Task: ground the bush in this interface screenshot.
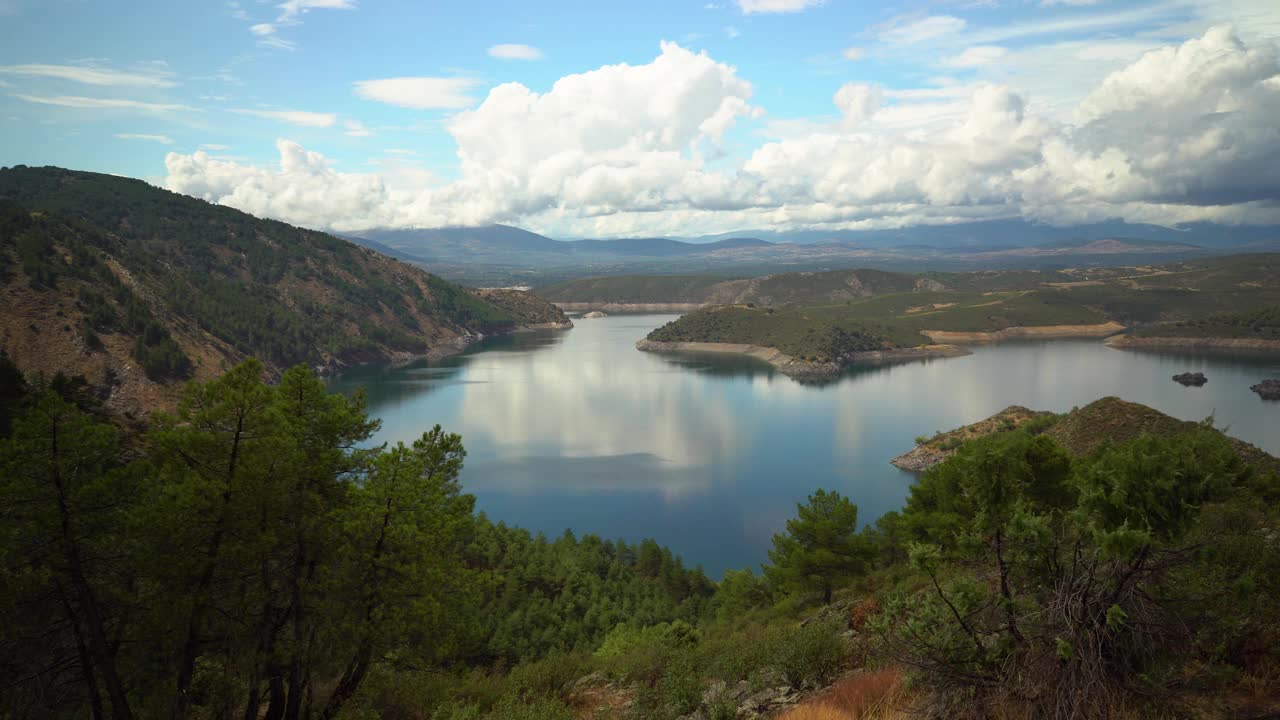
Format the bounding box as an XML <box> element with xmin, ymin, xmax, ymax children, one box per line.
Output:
<box><xmin>631</xmin><ymin>650</ymin><xmax>702</xmax><ymax>720</ymax></box>
<box><xmin>769</xmin><ymin>618</ymin><xmax>848</xmax><ymax>690</ymax></box>
<box><xmin>505</xmin><ymin>651</ymin><xmax>592</xmax><ymax>702</ymax></box>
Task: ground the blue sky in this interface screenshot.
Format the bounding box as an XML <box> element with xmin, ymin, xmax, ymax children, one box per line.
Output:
<box><xmin>2</xmin><ymin>0</ymin><xmax>1278</xmax><ymax>236</ymax></box>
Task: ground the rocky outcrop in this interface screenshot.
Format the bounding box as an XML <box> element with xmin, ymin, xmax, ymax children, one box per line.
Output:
<box><xmin>1172</xmin><ymin>372</ymin><xmax>1208</xmax><ymax>386</ymax></box>
<box><xmin>922</xmin><ymin>322</ymin><xmax>1126</xmax><ymax>345</ymax></box>
<box><xmin>1252</xmin><ymin>379</ymin><xmax>1280</xmax><ymax>400</ymax></box>
<box><xmin>891</xmin><ymin>406</ymin><xmax>1053</xmax><ymax>472</ymax></box>
<box><xmin>582</xmin><ymin>311</ymin><xmax>608</xmax><ymax>319</ymax></box>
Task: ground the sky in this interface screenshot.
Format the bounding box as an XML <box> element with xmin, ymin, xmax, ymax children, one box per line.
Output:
<box><xmin>1</xmin><ymin>0</ymin><xmax>1279</xmax><ymax>238</ymax></box>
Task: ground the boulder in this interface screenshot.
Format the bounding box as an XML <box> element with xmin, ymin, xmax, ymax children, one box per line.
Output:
<box><xmin>1172</xmin><ymin>372</ymin><xmax>1208</xmax><ymax>386</ymax></box>
<box><xmin>1251</xmin><ymin>379</ymin><xmax>1280</xmax><ymax>401</ymax></box>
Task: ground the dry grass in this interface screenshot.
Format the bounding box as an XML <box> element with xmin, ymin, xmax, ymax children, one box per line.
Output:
<box><xmin>777</xmin><ymin>669</ymin><xmax>906</xmax><ymax>720</ymax></box>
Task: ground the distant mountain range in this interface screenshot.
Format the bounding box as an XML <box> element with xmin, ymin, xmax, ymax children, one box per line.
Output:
<box><xmin>356</xmin><ymin>226</ymin><xmax>775</xmax><ymax>260</ymax></box>
<box><xmin>687</xmin><ymin>220</ymin><xmax>1280</xmax><ymax>250</ymax></box>
<box><xmin>349</xmin><ymin>219</ymin><xmax>1280</xmax><ymax>287</ymax></box>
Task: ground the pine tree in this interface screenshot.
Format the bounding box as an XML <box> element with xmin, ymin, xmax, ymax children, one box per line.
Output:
<box><xmin>765</xmin><ymin>489</ymin><xmax>870</xmax><ymax>603</ymax></box>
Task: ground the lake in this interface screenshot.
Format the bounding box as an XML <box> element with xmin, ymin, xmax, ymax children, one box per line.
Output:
<box><xmin>329</xmin><ymin>314</ymin><xmax>1280</xmax><ymax>578</ymax></box>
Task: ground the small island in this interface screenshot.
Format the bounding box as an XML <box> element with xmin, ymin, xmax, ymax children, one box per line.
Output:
<box><xmin>1172</xmin><ymin>371</ymin><xmax>1208</xmax><ymax>386</ymax></box>
<box><xmin>1253</xmin><ymin>379</ymin><xmax>1280</xmax><ymax>400</ymax></box>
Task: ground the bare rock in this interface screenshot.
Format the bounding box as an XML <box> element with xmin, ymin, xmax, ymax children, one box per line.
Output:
<box><xmin>1172</xmin><ymin>371</ymin><xmax>1208</xmax><ymax>386</ymax></box>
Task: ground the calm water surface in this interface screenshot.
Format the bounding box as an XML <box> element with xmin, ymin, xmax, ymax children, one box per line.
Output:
<box><xmin>330</xmin><ymin>314</ymin><xmax>1280</xmax><ymax>577</ymax></box>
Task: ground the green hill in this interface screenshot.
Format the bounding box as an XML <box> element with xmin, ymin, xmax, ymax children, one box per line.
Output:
<box><xmin>0</xmin><ymin>165</ymin><xmax>568</xmax><ymax>413</ymax></box>
<box><xmin>536</xmin><ymin>268</ymin><xmax>933</xmax><ymax>306</ymax></box>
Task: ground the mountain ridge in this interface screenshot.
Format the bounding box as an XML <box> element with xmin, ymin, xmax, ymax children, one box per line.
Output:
<box><xmin>0</xmin><ymin>165</ymin><xmax>569</xmax><ymax>414</ymax></box>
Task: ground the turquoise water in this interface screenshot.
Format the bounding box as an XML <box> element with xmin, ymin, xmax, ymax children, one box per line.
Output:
<box><xmin>329</xmin><ymin>314</ymin><xmax>1280</xmax><ymax>578</ymax></box>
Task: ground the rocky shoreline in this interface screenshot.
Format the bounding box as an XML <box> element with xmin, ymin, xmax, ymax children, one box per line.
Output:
<box><xmin>555</xmin><ymin>302</ymin><xmax>705</xmax><ymax>313</ymax></box>
<box><xmin>635</xmin><ymin>339</ymin><xmax>970</xmax><ymax>379</ymax></box>
<box><xmin>922</xmin><ymin>321</ymin><xmax>1126</xmax><ymax>344</ymax></box>
<box><xmin>1105</xmin><ymin>335</ymin><xmax>1280</xmax><ymax>352</ymax></box>
<box><xmin>890</xmin><ymin>406</ymin><xmax>1053</xmax><ymax>472</ymax></box>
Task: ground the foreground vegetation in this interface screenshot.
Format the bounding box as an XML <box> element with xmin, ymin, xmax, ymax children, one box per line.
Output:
<box><xmin>3</xmin><ymin>355</ymin><xmax>1278</xmax><ymax>720</ymax></box>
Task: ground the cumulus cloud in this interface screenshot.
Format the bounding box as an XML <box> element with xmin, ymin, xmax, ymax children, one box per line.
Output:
<box><xmin>0</xmin><ymin>63</ymin><xmax>177</xmax><ymax>87</ymax></box>
<box><xmin>230</xmin><ymin>108</ymin><xmax>337</xmax><ymax>126</ymax></box>
<box><xmin>165</xmin><ymin>29</ymin><xmax>1280</xmax><ymax>235</ymax></box>
<box><xmin>833</xmin><ymin>83</ymin><xmax>882</xmax><ymax>127</ymax></box>
<box><xmin>353</xmin><ymin>77</ymin><xmax>479</xmax><ymax>109</ymax></box>
<box><xmin>488</xmin><ymin>44</ymin><xmax>544</xmax><ymax>60</ymax></box>
<box><xmin>737</xmin><ymin>0</ymin><xmax>824</xmax><ymax>14</ymax></box>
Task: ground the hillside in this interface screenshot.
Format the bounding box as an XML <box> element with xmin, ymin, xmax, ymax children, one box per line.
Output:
<box><xmin>0</xmin><ymin>166</ymin><xmax>568</xmax><ymax>413</ymax></box>
<box><xmin>635</xmin><ymin>254</ymin><xmax>1280</xmax><ymax>377</ymax></box>
<box><xmin>538</xmin><ymin>268</ymin><xmax>937</xmax><ymax>306</ymax></box>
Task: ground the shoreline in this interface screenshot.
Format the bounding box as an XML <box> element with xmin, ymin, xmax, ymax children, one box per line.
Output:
<box><xmin>555</xmin><ymin>302</ymin><xmax>704</xmax><ymax>313</ymax></box>
<box><xmin>921</xmin><ymin>321</ymin><xmax>1126</xmax><ymax>345</ymax></box>
<box><xmin>325</xmin><ymin>320</ymin><xmax>574</xmax><ymax>377</ymax></box>
<box><xmin>1105</xmin><ymin>334</ymin><xmax>1280</xmax><ymax>352</ymax></box>
<box><xmin>635</xmin><ymin>339</ymin><xmax>970</xmax><ymax>379</ymax></box>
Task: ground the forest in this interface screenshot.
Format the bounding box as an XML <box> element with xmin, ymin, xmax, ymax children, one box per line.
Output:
<box><xmin>2</xmin><ymin>355</ymin><xmax>1278</xmax><ymax>720</ymax></box>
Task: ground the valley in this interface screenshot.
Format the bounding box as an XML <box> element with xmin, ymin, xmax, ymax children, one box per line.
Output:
<box><xmin>3</xmin><ymin>167</ymin><xmax>1280</xmax><ymax>720</ymax></box>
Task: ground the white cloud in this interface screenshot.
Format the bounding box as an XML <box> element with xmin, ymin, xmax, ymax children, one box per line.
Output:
<box><xmin>13</xmin><ymin>94</ymin><xmax>195</xmax><ymax>112</ymax></box>
<box><xmin>833</xmin><ymin>83</ymin><xmax>882</xmax><ymax>127</ymax></box>
<box><xmin>353</xmin><ymin>77</ymin><xmax>480</xmax><ymax>109</ymax></box>
<box><xmin>244</xmin><ymin>0</ymin><xmax>354</xmax><ymax>49</ymax></box>
<box><xmin>200</xmin><ymin>143</ymin><xmax>231</xmax><ymax>150</ymax></box>
<box><xmin>877</xmin><ymin>15</ymin><xmax>967</xmax><ymax>44</ymax></box>
<box><xmin>276</xmin><ymin>0</ymin><xmax>355</xmax><ymax>22</ymax></box>
<box><xmin>944</xmin><ymin>45</ymin><xmax>1008</xmax><ymax>68</ymax></box>
<box><xmin>0</xmin><ymin>63</ymin><xmax>177</xmax><ymax>87</ymax></box>
<box><xmin>385</xmin><ymin>148</ymin><xmax>418</xmax><ymax>156</ymax></box>
<box><xmin>488</xmin><ymin>44</ymin><xmax>544</xmax><ymax>61</ymax></box>
<box><xmin>344</xmin><ymin>119</ymin><xmax>374</xmax><ymax>136</ymax></box>
<box><xmin>165</xmin><ymin>29</ymin><xmax>1280</xmax><ymax>235</ymax></box>
<box><xmin>737</xmin><ymin>0</ymin><xmax>823</xmax><ymax>14</ymax></box>
<box><xmin>230</xmin><ymin>108</ymin><xmax>337</xmax><ymax>126</ymax></box>
<box><xmin>115</xmin><ymin>133</ymin><xmax>175</xmax><ymax>144</ymax></box>
<box><xmin>724</xmin><ymin>25</ymin><xmax>741</xmax><ymax>38</ymax></box>
<box><xmin>842</xmin><ymin>47</ymin><xmax>866</xmax><ymax>61</ymax></box>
